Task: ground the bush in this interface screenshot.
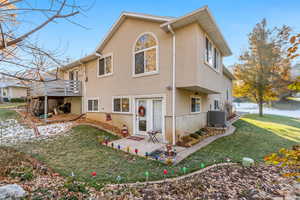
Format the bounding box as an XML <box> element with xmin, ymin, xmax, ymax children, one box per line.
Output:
<box><xmin>190</xmin><ymin>133</ymin><xmax>200</xmax><ymax>139</ymax></box>
<box><xmin>10</xmin><ymin>98</ymin><xmax>26</xmax><ymax>103</ymax></box>
<box><xmin>195</xmin><ymin>129</ymin><xmax>205</xmax><ymax>136</ymax></box>
<box><xmin>64</xmin><ymin>177</ymin><xmax>88</xmax><ymax>193</ymax></box>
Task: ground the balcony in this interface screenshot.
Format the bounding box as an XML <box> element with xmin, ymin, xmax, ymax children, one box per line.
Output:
<box><xmin>30</xmin><ymin>80</ymin><xmax>82</xmax><ymax>97</ymax></box>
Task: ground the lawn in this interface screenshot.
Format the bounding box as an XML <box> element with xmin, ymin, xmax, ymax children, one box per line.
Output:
<box><xmin>10</xmin><ymin>113</ymin><xmax>299</xmax><ymax>185</ymax></box>
<box><xmin>0</xmin><ymin>102</ymin><xmax>26</xmax><ymax>109</ymax></box>
<box><xmin>0</xmin><ymin>109</ymin><xmax>19</xmax><ymax>120</ymax></box>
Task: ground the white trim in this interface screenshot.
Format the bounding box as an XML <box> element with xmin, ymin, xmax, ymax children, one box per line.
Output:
<box><xmin>86</xmin><ymin>97</ymin><xmax>100</xmax><ymax>112</ymax></box>
<box><xmin>204</xmin><ymin>35</ymin><xmax>222</xmax><ymax>74</ymax></box>
<box><xmin>190</xmin><ymin>96</ymin><xmax>201</xmax><ymax>113</ymax></box>
<box><xmin>97</xmin><ymin>53</ymin><xmax>114</xmax><ymax>78</ymax></box>
<box><xmin>132</xmin><ymin>32</ymin><xmax>159</xmax><ymax>77</ymax></box>
<box><xmin>132</xmin><ymin>94</ymin><xmax>167</xmax><ymax>143</ymax></box>
<box><xmin>112</xmin><ymin>96</ymin><xmax>132</xmax><ymax>114</ymax></box>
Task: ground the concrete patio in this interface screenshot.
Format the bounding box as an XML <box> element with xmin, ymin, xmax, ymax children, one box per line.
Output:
<box><xmin>107</xmin><ymin>123</ymin><xmax>237</xmax><ymax>164</ymax></box>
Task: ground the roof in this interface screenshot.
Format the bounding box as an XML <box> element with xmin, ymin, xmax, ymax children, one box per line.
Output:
<box><xmin>160</xmin><ymin>6</ymin><xmax>232</xmax><ymax>56</ymax></box>
<box><xmin>0</xmin><ymin>81</ymin><xmax>27</xmax><ymax>88</ymax></box>
<box><xmin>61</xmin><ymin>6</ymin><xmax>232</xmax><ymax>71</ymax></box>
<box><xmin>223</xmin><ymin>66</ymin><xmax>235</xmax><ymax>80</ymax></box>
<box><xmin>95</xmin><ymin>11</ymin><xmax>174</xmax><ymax>53</ymax></box>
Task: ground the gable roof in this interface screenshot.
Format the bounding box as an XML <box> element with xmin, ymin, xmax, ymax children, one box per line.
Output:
<box><xmin>160</xmin><ymin>6</ymin><xmax>232</xmax><ymax>56</ymax></box>
<box><xmin>95</xmin><ymin>12</ymin><xmax>174</xmax><ymax>53</ymax></box>
<box><xmin>61</xmin><ymin>6</ymin><xmax>232</xmax><ymax>71</ymax></box>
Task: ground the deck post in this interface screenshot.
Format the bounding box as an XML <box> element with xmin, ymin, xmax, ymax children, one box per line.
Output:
<box><xmin>44</xmin><ymin>95</ymin><xmax>48</xmax><ymax>122</ymax></box>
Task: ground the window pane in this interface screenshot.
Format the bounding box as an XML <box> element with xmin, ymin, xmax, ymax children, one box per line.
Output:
<box><xmin>135</xmin><ymin>52</ymin><xmax>144</xmax><ymax>74</ymax></box>
<box><xmin>114</xmin><ymin>98</ymin><xmax>121</xmax><ymax>112</ymax></box>
<box><xmin>105</xmin><ymin>56</ymin><xmax>112</xmax><ymax>74</ymax></box>
<box><xmin>88</xmin><ymin>100</ymin><xmax>93</xmax><ymax>111</ymax></box>
<box><xmin>99</xmin><ymin>58</ymin><xmax>105</xmax><ymax>75</ymax></box>
<box><xmin>93</xmin><ymin>100</ymin><xmax>98</xmax><ymax>111</ymax></box>
<box><xmin>121</xmin><ymin>98</ymin><xmax>129</xmax><ymax>112</ymax></box>
<box><xmin>206</xmin><ymin>38</ymin><xmax>209</xmax><ymax>63</ymax></box>
<box><xmin>145</xmin><ymin>48</ymin><xmax>156</xmax><ymax>72</ymax></box>
<box><xmin>213</xmin><ymin>48</ymin><xmax>217</xmax><ymax>69</ymax></box>
<box><xmin>191</xmin><ymin>98</ymin><xmax>200</xmax><ymax>112</ymax></box>
<box><xmin>135</xmin><ymin>34</ymin><xmax>156</xmax><ymax>51</ymax></box>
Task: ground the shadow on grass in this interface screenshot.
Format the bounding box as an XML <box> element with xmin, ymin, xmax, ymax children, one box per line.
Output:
<box><xmin>244</xmin><ymin>114</ymin><xmax>300</xmax><ymax>128</ymax></box>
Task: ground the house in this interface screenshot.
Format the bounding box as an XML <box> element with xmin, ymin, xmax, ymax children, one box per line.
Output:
<box><xmin>31</xmin><ymin>6</ymin><xmax>235</xmax><ymax>145</ymax></box>
<box><xmin>0</xmin><ymin>81</ymin><xmax>28</xmax><ymax>102</ymax></box>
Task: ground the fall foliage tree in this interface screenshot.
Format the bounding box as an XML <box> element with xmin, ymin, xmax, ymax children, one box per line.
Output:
<box><xmin>0</xmin><ymin>0</ymin><xmax>91</xmax><ymax>82</ymax></box>
<box><xmin>288</xmin><ymin>34</ymin><xmax>300</xmax><ymax>92</ymax></box>
<box><xmin>233</xmin><ymin>19</ymin><xmax>292</xmax><ymax>116</ymax></box>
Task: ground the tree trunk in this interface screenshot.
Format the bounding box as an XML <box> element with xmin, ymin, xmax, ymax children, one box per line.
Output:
<box><xmin>258</xmin><ymin>101</ymin><xmax>263</xmax><ymax>117</ymax></box>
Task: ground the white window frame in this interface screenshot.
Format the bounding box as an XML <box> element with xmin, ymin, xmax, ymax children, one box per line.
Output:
<box><xmin>97</xmin><ymin>53</ymin><xmax>113</xmax><ymax>78</ymax></box>
<box><xmin>112</xmin><ymin>96</ymin><xmax>131</xmax><ymax>114</ymax></box>
<box><xmin>213</xmin><ymin>98</ymin><xmax>220</xmax><ymax>111</ymax></box>
<box><xmin>190</xmin><ymin>96</ymin><xmax>201</xmax><ymax>113</ymax></box>
<box><xmin>87</xmin><ymin>98</ymin><xmax>99</xmax><ymax>112</ymax></box>
<box><xmin>2</xmin><ymin>88</ymin><xmax>8</xmax><ymax>97</ymax></box>
<box><xmin>132</xmin><ymin>32</ymin><xmax>159</xmax><ymax>77</ymax></box>
<box><xmin>204</xmin><ymin>35</ymin><xmax>222</xmax><ymax>73</ymax></box>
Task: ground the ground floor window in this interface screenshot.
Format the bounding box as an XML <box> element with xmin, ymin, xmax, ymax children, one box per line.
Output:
<box><xmin>191</xmin><ymin>97</ymin><xmax>201</xmax><ymax>113</ymax></box>
<box><xmin>87</xmin><ymin>98</ymin><xmax>99</xmax><ymax>112</ymax></box>
<box><xmin>113</xmin><ymin>97</ymin><xmax>130</xmax><ymax>113</ymax></box>
<box><xmin>214</xmin><ymin>99</ymin><xmax>220</xmax><ymax>110</ymax></box>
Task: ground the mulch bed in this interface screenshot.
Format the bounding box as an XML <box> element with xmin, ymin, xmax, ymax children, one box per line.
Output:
<box><xmin>99</xmin><ymin>164</ymin><xmax>298</xmax><ymax>200</ymax></box>
<box><xmin>0</xmin><ymin>147</ymin><xmax>298</xmax><ymax>199</ymax></box>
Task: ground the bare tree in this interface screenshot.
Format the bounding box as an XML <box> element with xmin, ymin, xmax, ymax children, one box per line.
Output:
<box><xmin>0</xmin><ymin>0</ymin><xmax>92</xmax><ymax>82</ymax></box>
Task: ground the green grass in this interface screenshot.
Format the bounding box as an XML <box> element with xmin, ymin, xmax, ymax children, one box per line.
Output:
<box><xmin>0</xmin><ymin>109</ymin><xmax>18</xmax><ymax>120</ymax></box>
<box><xmin>0</xmin><ymin>102</ymin><xmax>26</xmax><ymax>109</ymax></box>
<box><xmin>6</xmin><ymin>113</ymin><xmax>300</xmax><ymax>185</ymax></box>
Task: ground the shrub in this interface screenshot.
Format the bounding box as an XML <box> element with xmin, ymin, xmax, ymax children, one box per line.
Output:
<box><xmin>10</xmin><ymin>98</ymin><xmax>26</xmax><ymax>103</ymax></box>
<box><xmin>195</xmin><ymin>129</ymin><xmax>205</xmax><ymax>136</ymax></box>
<box><xmin>190</xmin><ymin>133</ymin><xmax>200</xmax><ymax>139</ymax></box>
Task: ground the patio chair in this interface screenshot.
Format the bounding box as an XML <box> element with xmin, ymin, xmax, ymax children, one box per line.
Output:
<box><xmin>147</xmin><ymin>130</ymin><xmax>160</xmax><ymax>143</ymax></box>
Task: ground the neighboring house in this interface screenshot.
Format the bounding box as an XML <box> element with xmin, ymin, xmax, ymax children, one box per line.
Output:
<box><xmin>32</xmin><ymin>6</ymin><xmax>235</xmax><ymax>144</ymax></box>
<box><xmin>291</xmin><ymin>63</ymin><xmax>300</xmax><ymax>79</ymax></box>
<box><xmin>0</xmin><ymin>81</ymin><xmax>28</xmax><ymax>102</ymax></box>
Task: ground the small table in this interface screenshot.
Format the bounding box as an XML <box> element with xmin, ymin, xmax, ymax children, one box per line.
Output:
<box><xmin>147</xmin><ymin>130</ymin><xmax>160</xmax><ymax>143</ymax></box>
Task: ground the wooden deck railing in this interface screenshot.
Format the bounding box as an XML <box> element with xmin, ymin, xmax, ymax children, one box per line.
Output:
<box><xmin>30</xmin><ymin>80</ymin><xmax>82</xmax><ymax>97</ymax></box>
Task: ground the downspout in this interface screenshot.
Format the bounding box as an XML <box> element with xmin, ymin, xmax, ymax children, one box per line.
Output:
<box><xmin>168</xmin><ymin>24</ymin><xmax>176</xmax><ymax>146</ymax></box>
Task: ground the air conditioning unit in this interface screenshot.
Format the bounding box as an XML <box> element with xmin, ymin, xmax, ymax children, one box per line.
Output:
<box><xmin>207</xmin><ymin>111</ymin><xmax>226</xmax><ymax>127</ymax></box>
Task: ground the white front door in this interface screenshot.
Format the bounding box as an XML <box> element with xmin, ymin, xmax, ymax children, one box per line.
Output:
<box><xmin>135</xmin><ymin>98</ymin><xmax>163</xmax><ymax>137</ymax></box>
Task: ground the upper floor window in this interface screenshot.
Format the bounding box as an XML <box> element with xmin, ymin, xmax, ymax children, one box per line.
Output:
<box><xmin>134</xmin><ymin>33</ymin><xmax>158</xmax><ymax>76</ymax></box>
<box><xmin>205</xmin><ymin>37</ymin><xmax>213</xmax><ymax>66</ymax></box>
<box><xmin>98</xmin><ymin>54</ymin><xmax>113</xmax><ymax>77</ymax></box>
<box><xmin>69</xmin><ymin>70</ymin><xmax>78</xmax><ymax>81</ymax></box>
<box><xmin>213</xmin><ymin>48</ymin><xmax>220</xmax><ymax>70</ymax></box>
<box><xmin>205</xmin><ymin>37</ymin><xmax>222</xmax><ymax>72</ymax></box>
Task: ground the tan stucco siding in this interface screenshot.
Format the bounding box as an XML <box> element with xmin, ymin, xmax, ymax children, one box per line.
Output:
<box><xmin>84</xmin><ymin>17</ymin><xmax>173</xmax><ymax>115</ymax></box>
<box><xmin>9</xmin><ymin>87</ymin><xmax>27</xmax><ymax>98</ymax></box>
<box><xmin>64</xmin><ymin>97</ymin><xmax>82</xmax><ymax>115</ymax></box>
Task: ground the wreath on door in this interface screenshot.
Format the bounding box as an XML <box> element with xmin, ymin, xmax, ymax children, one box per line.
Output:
<box><xmin>138</xmin><ymin>106</ymin><xmax>146</xmax><ymax>117</ymax></box>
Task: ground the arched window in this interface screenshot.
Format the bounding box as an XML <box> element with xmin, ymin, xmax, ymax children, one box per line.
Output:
<box><xmin>134</xmin><ymin>33</ymin><xmax>158</xmax><ymax>75</ymax></box>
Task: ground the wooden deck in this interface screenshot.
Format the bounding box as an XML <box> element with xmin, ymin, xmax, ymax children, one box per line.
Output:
<box><xmin>30</xmin><ymin>80</ymin><xmax>82</xmax><ymax>97</ymax></box>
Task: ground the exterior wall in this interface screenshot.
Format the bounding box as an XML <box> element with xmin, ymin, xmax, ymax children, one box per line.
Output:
<box><xmin>64</xmin><ymin>97</ymin><xmax>82</xmax><ymax>115</ymax></box>
<box><xmin>60</xmin><ymin>17</ymin><xmax>233</xmax><ymax>144</ymax></box>
<box><xmin>9</xmin><ymin>87</ymin><xmax>27</xmax><ymax>99</ymax></box>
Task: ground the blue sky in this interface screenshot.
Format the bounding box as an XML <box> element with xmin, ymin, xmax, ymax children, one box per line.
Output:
<box><xmin>36</xmin><ymin>0</ymin><xmax>300</xmax><ymax>66</ymax></box>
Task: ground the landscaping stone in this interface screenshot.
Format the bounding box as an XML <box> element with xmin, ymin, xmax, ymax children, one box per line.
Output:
<box><xmin>0</xmin><ymin>184</ymin><xmax>27</xmax><ymax>200</ymax></box>
<box><xmin>0</xmin><ymin>119</ymin><xmax>73</xmax><ymax>146</ymax></box>
<box><xmin>242</xmin><ymin>157</ymin><xmax>254</xmax><ymax>167</ymax></box>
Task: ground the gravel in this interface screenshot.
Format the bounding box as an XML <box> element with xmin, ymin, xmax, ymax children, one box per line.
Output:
<box><xmin>0</xmin><ymin>119</ymin><xmax>73</xmax><ymax>146</ymax></box>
